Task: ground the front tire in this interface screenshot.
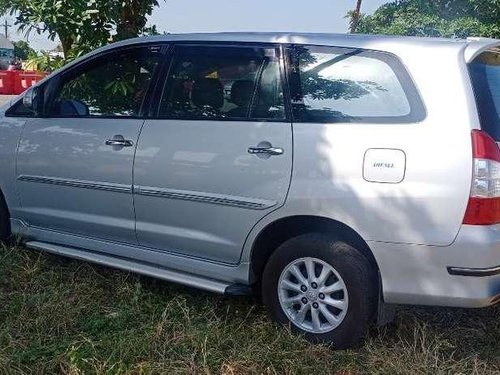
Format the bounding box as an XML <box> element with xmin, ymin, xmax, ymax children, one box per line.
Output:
<box><xmin>262</xmin><ymin>233</ymin><xmax>377</xmax><ymax>349</ymax></box>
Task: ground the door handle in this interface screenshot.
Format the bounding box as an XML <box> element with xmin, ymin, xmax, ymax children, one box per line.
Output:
<box><xmin>248</xmin><ymin>146</ymin><xmax>284</xmax><ymax>156</ymax></box>
<box><xmin>105</xmin><ymin>139</ymin><xmax>133</xmax><ymax>147</ymax></box>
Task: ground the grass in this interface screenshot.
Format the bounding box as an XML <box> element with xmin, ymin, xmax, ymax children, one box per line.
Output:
<box><xmin>0</xmin><ymin>243</ymin><xmax>499</xmax><ymax>374</ymax></box>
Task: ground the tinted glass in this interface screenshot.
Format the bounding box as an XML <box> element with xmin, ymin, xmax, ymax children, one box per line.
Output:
<box><xmin>469</xmin><ymin>50</ymin><xmax>500</xmax><ymax>141</ymax></box>
<box><xmin>50</xmin><ymin>46</ymin><xmax>161</xmax><ymax>117</ymax></box>
<box><xmin>159</xmin><ymin>45</ymin><xmax>285</xmax><ymax>120</ymax></box>
<box><xmin>289</xmin><ymin>45</ymin><xmax>419</xmax><ymax>123</ymax></box>
<box><xmin>6</xmin><ymin>99</ymin><xmax>33</xmax><ymax>117</ymax></box>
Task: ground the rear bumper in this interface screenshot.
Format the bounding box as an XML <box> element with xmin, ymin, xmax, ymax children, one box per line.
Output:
<box><xmin>369</xmin><ymin>224</ymin><xmax>500</xmax><ymax>308</ymax></box>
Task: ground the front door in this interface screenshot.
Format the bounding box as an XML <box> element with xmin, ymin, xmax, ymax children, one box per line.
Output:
<box><xmin>16</xmin><ymin>45</ymin><xmax>162</xmax><ymax>243</ymax></box>
<box><xmin>134</xmin><ymin>44</ymin><xmax>292</xmax><ymax>264</ymax></box>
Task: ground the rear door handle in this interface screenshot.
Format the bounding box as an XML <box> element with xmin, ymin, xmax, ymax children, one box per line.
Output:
<box><xmin>248</xmin><ymin>146</ymin><xmax>284</xmax><ymax>156</ymax></box>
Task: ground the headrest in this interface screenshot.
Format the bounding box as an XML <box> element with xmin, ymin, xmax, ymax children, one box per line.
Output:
<box><xmin>57</xmin><ymin>99</ymin><xmax>89</xmax><ymax>116</ymax></box>
<box><xmin>192</xmin><ymin>78</ymin><xmax>224</xmax><ymax>109</ymax></box>
<box><xmin>231</xmin><ymin>80</ymin><xmax>254</xmax><ymax>107</ymax></box>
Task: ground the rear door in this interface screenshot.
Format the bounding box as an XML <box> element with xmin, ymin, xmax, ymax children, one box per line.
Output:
<box><xmin>16</xmin><ymin>45</ymin><xmax>162</xmax><ymax>243</ymax></box>
<box><xmin>133</xmin><ymin>44</ymin><xmax>292</xmax><ymax>264</ymax></box>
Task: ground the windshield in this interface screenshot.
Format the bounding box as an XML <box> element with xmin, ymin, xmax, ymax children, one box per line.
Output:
<box><xmin>469</xmin><ymin>49</ymin><xmax>500</xmax><ymax>141</ymax></box>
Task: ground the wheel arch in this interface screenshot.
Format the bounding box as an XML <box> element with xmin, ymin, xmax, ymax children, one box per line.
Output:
<box><xmin>249</xmin><ymin>215</ymin><xmax>380</xmax><ymax>285</ymax></box>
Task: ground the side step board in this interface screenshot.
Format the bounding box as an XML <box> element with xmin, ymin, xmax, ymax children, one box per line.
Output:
<box><xmin>25</xmin><ymin>241</ymin><xmax>237</xmax><ymax>294</ymax></box>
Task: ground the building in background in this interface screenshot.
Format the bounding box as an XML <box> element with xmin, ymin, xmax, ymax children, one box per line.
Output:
<box><xmin>0</xmin><ymin>35</ymin><xmax>14</xmax><ymax>69</ymax></box>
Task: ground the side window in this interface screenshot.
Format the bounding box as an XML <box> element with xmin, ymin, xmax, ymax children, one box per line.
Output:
<box><xmin>6</xmin><ymin>99</ymin><xmax>34</xmax><ymax>117</ymax></box>
<box><xmin>289</xmin><ymin>45</ymin><xmax>424</xmax><ymax>123</ymax></box>
<box><xmin>50</xmin><ymin>46</ymin><xmax>161</xmax><ymax>117</ymax></box>
<box><xmin>469</xmin><ymin>50</ymin><xmax>500</xmax><ymax>141</ymax></box>
<box><xmin>159</xmin><ymin>45</ymin><xmax>285</xmax><ymax>120</ymax></box>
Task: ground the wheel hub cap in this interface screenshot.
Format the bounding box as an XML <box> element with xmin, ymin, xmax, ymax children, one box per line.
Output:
<box><xmin>306</xmin><ymin>290</ymin><xmax>318</xmax><ymax>302</ymax></box>
<box><xmin>277</xmin><ymin>257</ymin><xmax>349</xmax><ymax>334</ymax></box>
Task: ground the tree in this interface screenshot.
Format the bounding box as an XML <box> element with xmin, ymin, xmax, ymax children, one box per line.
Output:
<box><xmin>355</xmin><ymin>0</ymin><xmax>500</xmax><ymax>38</ymax></box>
<box><xmin>113</xmin><ymin>0</ymin><xmax>162</xmax><ymax>41</ymax></box>
<box><xmin>0</xmin><ymin>0</ymin><xmax>164</xmax><ymax>59</ymax></box>
<box><xmin>13</xmin><ymin>40</ymin><xmax>34</xmax><ymax>60</ymax></box>
<box><xmin>1</xmin><ymin>1</ymin><xmax>105</xmax><ymax>58</ymax></box>
<box><xmin>349</xmin><ymin>0</ymin><xmax>363</xmax><ymax>33</ymax></box>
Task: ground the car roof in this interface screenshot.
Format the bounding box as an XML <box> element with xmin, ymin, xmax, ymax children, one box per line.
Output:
<box><xmin>99</xmin><ymin>32</ymin><xmax>499</xmax><ymax>61</ymax></box>
<box><xmin>49</xmin><ymin>32</ymin><xmax>500</xmax><ymax>79</ymax></box>
<box><xmin>118</xmin><ymin>31</ymin><xmax>469</xmax><ymax>49</ymax></box>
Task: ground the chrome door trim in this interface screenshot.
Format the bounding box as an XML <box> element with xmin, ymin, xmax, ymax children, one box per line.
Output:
<box><xmin>248</xmin><ymin>146</ymin><xmax>284</xmax><ymax>156</ymax></box>
<box><xmin>17</xmin><ymin>175</ymin><xmax>132</xmax><ymax>194</ymax></box>
<box><xmin>105</xmin><ymin>139</ymin><xmax>134</xmax><ymax>147</ymax></box>
<box><xmin>134</xmin><ymin>186</ymin><xmax>277</xmax><ymax>210</ymax></box>
<box><xmin>16</xmin><ymin>175</ymin><xmax>276</xmax><ymax>209</ymax></box>
<box><xmin>447</xmin><ymin>264</ymin><xmax>500</xmax><ymax>277</ymax></box>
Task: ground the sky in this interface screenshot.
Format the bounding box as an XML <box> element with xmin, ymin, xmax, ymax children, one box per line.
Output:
<box><xmin>3</xmin><ymin>0</ymin><xmax>389</xmax><ymax>51</ymax></box>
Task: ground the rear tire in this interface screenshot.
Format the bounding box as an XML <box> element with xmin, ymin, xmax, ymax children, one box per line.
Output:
<box><xmin>261</xmin><ymin>233</ymin><xmax>377</xmax><ymax>349</ymax></box>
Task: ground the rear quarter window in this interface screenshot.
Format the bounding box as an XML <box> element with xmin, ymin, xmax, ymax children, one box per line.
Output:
<box><xmin>6</xmin><ymin>99</ymin><xmax>34</xmax><ymax>118</ymax></box>
<box><xmin>469</xmin><ymin>49</ymin><xmax>500</xmax><ymax>141</ymax></box>
<box><xmin>288</xmin><ymin>45</ymin><xmax>425</xmax><ymax>124</ymax></box>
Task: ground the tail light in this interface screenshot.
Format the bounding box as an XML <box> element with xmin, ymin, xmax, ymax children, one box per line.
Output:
<box><xmin>463</xmin><ymin>130</ymin><xmax>500</xmax><ymax>225</ymax></box>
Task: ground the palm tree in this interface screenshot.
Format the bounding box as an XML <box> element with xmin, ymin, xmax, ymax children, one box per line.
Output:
<box><xmin>349</xmin><ymin>0</ymin><xmax>363</xmax><ymax>33</ymax></box>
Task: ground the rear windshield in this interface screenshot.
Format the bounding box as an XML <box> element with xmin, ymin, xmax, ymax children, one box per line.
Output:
<box><xmin>469</xmin><ymin>49</ymin><xmax>500</xmax><ymax>141</ymax></box>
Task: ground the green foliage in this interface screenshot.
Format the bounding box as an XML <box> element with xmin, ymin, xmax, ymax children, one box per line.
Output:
<box><xmin>24</xmin><ymin>51</ymin><xmax>65</xmax><ymax>72</ymax></box>
<box><xmin>12</xmin><ymin>40</ymin><xmax>34</xmax><ymax>60</ymax></box>
<box><xmin>0</xmin><ymin>0</ymin><xmax>164</xmax><ymax>59</ymax></box>
<box><xmin>356</xmin><ymin>0</ymin><xmax>500</xmax><ymax>38</ymax></box>
<box><xmin>110</xmin><ymin>0</ymin><xmax>163</xmax><ymax>41</ymax></box>
<box><xmin>1</xmin><ymin>0</ymin><xmax>108</xmax><ymax>57</ymax></box>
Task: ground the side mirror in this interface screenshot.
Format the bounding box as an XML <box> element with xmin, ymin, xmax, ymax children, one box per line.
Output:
<box><xmin>22</xmin><ymin>86</ymin><xmax>42</xmax><ymax>115</ymax></box>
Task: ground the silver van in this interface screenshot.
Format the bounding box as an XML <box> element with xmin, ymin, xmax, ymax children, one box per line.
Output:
<box><xmin>1</xmin><ymin>33</ymin><xmax>499</xmax><ymax>349</ymax></box>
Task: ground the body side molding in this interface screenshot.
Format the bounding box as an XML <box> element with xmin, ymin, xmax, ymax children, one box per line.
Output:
<box><xmin>134</xmin><ymin>186</ymin><xmax>277</xmax><ymax>210</ymax></box>
<box><xmin>18</xmin><ymin>175</ymin><xmax>131</xmax><ymax>194</ymax></box>
<box><xmin>17</xmin><ymin>175</ymin><xmax>276</xmax><ymax>210</ymax></box>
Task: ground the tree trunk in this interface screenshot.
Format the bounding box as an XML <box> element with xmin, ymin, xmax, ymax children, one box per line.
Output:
<box><xmin>59</xmin><ymin>35</ymin><xmax>74</xmax><ymax>59</ymax></box>
<box><xmin>350</xmin><ymin>0</ymin><xmax>363</xmax><ymax>33</ymax></box>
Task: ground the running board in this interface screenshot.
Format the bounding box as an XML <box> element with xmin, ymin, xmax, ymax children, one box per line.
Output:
<box><xmin>25</xmin><ymin>241</ymin><xmax>234</xmax><ymax>294</ymax></box>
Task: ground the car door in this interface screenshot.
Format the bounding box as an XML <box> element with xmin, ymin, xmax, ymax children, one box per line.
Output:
<box><xmin>16</xmin><ymin>45</ymin><xmax>162</xmax><ymax>243</ymax></box>
<box><xmin>133</xmin><ymin>44</ymin><xmax>292</xmax><ymax>264</ymax></box>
